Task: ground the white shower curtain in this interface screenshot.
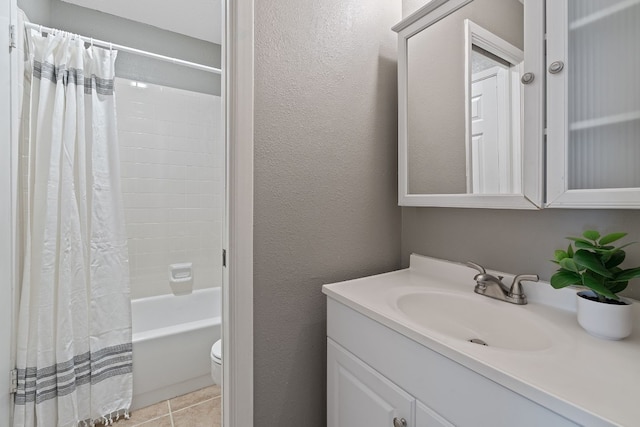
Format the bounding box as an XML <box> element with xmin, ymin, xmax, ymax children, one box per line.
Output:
<box><xmin>14</xmin><ymin>25</ymin><xmax>133</xmax><ymax>427</ymax></box>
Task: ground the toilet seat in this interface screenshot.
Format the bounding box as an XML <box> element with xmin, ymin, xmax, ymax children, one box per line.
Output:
<box><xmin>210</xmin><ymin>339</ymin><xmax>222</xmax><ymax>386</ymax></box>
<box><xmin>211</xmin><ymin>339</ymin><xmax>222</xmax><ymax>363</ymax></box>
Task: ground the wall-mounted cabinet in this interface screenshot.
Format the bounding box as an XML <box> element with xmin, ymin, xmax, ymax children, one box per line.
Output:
<box><xmin>395</xmin><ymin>0</ymin><xmax>640</xmax><ymax>209</ymax></box>
<box><xmin>393</xmin><ymin>0</ymin><xmax>544</xmax><ymax>209</ymax></box>
<box><xmin>546</xmin><ymin>0</ymin><xmax>640</xmax><ymax>208</ymax></box>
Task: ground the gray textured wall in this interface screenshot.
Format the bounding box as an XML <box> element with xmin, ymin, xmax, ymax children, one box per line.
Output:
<box><xmin>253</xmin><ymin>0</ymin><xmax>402</xmax><ymax>425</ymax></box>
<box><xmin>403</xmin><ymin>0</ymin><xmax>428</xmax><ymax>17</ymax></box>
<box><xmin>401</xmin><ymin>208</ymin><xmax>640</xmax><ymax>299</ymax></box>
<box><xmin>18</xmin><ymin>0</ymin><xmax>221</xmax><ymax>95</ymax></box>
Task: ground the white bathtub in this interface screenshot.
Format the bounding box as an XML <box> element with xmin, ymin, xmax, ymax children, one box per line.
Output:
<box><xmin>131</xmin><ymin>287</ymin><xmax>221</xmax><ymax>409</ymax></box>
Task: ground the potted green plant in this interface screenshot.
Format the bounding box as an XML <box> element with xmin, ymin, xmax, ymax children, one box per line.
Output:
<box><xmin>551</xmin><ymin>230</ymin><xmax>640</xmax><ymax>340</ymax></box>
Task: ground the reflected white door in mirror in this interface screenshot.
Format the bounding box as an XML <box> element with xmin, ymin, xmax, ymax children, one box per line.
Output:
<box><xmin>465</xmin><ymin>20</ymin><xmax>523</xmax><ymax>195</ymax></box>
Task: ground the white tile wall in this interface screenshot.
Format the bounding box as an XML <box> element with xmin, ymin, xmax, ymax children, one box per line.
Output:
<box><xmin>116</xmin><ymin>78</ymin><xmax>223</xmax><ymax>299</ymax></box>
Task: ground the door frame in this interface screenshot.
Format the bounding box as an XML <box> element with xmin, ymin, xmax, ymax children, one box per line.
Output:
<box><xmin>223</xmin><ymin>0</ymin><xmax>254</xmax><ymax>426</ymax></box>
<box><xmin>1</xmin><ymin>0</ymin><xmax>18</xmax><ymax>424</ymax></box>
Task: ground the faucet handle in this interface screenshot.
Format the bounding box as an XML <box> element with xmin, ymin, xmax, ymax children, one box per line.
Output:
<box><xmin>509</xmin><ymin>274</ymin><xmax>539</xmax><ymax>299</ymax></box>
<box><xmin>466</xmin><ymin>261</ymin><xmax>486</xmax><ymax>274</ymax></box>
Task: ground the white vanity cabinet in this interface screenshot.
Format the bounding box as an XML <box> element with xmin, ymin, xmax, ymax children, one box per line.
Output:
<box><xmin>328</xmin><ymin>339</ymin><xmax>453</xmax><ymax>427</ymax></box>
<box><xmin>326</xmin><ymin>299</ymin><xmax>580</xmax><ymax>427</ymax></box>
<box><xmin>416</xmin><ymin>402</ymin><xmax>454</xmax><ymax>427</ymax></box>
<box><xmin>324</xmin><ymin>255</ymin><xmax>640</xmax><ymax>426</ymax></box>
<box><xmin>327</xmin><ymin>339</ymin><xmax>417</xmax><ymax>427</ymax></box>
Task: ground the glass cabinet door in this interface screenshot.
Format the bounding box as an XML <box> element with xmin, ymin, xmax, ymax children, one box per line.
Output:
<box><xmin>546</xmin><ymin>0</ymin><xmax>640</xmax><ymax>208</ymax></box>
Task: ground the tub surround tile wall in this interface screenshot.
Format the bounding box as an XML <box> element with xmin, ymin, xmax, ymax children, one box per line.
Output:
<box><xmin>116</xmin><ymin>79</ymin><xmax>224</xmax><ymax>299</ymax></box>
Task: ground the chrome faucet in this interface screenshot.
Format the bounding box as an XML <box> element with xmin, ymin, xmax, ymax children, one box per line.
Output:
<box><xmin>466</xmin><ymin>262</ymin><xmax>538</xmax><ymax>305</ymax></box>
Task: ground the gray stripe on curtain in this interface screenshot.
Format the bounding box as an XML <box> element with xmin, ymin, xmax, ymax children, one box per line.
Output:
<box><xmin>33</xmin><ymin>60</ymin><xmax>115</xmax><ymax>95</ymax></box>
<box><xmin>14</xmin><ymin>343</ymin><xmax>133</xmax><ymax>405</ymax></box>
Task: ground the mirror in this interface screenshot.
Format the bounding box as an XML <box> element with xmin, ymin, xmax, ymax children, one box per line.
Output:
<box><xmin>395</xmin><ymin>0</ymin><xmax>542</xmax><ymax>208</ymax></box>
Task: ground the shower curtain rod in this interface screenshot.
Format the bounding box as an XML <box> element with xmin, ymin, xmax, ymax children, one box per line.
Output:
<box><xmin>24</xmin><ymin>22</ymin><xmax>222</xmax><ymax>75</ymax></box>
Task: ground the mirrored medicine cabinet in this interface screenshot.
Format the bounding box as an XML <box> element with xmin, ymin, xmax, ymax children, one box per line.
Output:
<box><xmin>394</xmin><ymin>0</ymin><xmax>640</xmax><ymax>209</ymax></box>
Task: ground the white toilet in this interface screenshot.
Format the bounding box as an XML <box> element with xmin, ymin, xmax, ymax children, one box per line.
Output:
<box><xmin>210</xmin><ymin>339</ymin><xmax>222</xmax><ymax>385</ymax></box>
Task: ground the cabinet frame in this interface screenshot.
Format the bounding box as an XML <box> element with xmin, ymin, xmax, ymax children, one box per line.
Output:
<box><xmin>545</xmin><ymin>0</ymin><xmax>640</xmax><ymax>208</ymax></box>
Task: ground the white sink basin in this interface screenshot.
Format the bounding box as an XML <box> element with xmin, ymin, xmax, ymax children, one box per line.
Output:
<box><xmin>396</xmin><ymin>291</ymin><xmax>554</xmax><ymax>351</ymax></box>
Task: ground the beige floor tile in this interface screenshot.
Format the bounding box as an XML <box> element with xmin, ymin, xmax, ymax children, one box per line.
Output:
<box><xmin>114</xmin><ymin>401</ymin><xmax>170</xmax><ymax>426</ymax></box>
<box><xmin>135</xmin><ymin>415</ymin><xmax>173</xmax><ymax>427</ymax></box>
<box><xmin>172</xmin><ymin>397</ymin><xmax>221</xmax><ymax>427</ymax></box>
<box><xmin>169</xmin><ymin>385</ymin><xmax>221</xmax><ymax>412</ymax></box>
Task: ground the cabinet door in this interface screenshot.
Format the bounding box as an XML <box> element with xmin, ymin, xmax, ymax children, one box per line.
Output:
<box><xmin>415</xmin><ymin>401</ymin><xmax>454</xmax><ymax>427</ymax></box>
<box><xmin>327</xmin><ymin>339</ymin><xmax>415</xmax><ymax>427</ymax></box>
<box><xmin>546</xmin><ymin>0</ymin><xmax>640</xmax><ymax>208</ymax></box>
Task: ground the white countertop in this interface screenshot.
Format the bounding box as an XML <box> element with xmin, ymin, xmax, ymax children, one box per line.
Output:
<box><xmin>322</xmin><ymin>254</ymin><xmax>640</xmax><ymax>427</ymax></box>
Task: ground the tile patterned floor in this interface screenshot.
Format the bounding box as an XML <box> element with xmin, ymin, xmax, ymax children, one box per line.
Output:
<box><xmin>115</xmin><ymin>385</ymin><xmax>221</xmax><ymax>427</ymax></box>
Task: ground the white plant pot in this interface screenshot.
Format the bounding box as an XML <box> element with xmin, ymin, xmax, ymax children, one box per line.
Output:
<box><xmin>576</xmin><ymin>291</ymin><xmax>633</xmax><ymax>340</ymax></box>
